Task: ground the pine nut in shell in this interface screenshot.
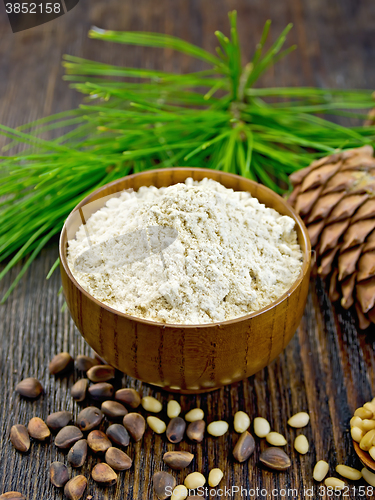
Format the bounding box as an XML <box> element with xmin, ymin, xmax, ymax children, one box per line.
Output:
<box><xmin>166</xmin><ymin>417</ymin><xmax>186</xmax><ymax>443</ymax></box>
<box><xmin>351</xmin><ymin>426</ymin><xmax>364</xmax><ymax>443</ymax></box>
<box><xmin>71</xmin><ymin>379</ymin><xmax>88</xmax><ymax>402</ymax></box>
<box><xmin>234</xmin><ymin>411</ymin><xmax>250</xmax><ymax>433</ymax></box>
<box><xmin>186</xmin><ymin>420</ymin><xmax>205</xmax><ymax>443</ymax></box>
<box><xmin>67</xmin><ymin>439</ymin><xmax>87</xmax><ymax>468</ymax></box>
<box><xmin>106</xmin><ymin>423</ymin><xmax>130</xmax><ymax>447</ymax></box>
<box><xmin>233</xmin><ymin>431</ymin><xmax>255</xmax><ymax>462</ymax></box>
<box><xmin>55</xmin><ymin>426</ymin><xmax>83</xmax><ymax>449</ymax></box>
<box><xmin>313</xmin><ymin>461</ymin><xmax>329</xmax><ymax>482</ymax></box>
<box><xmin>46</xmin><ymin>411</ymin><xmax>72</xmax><ymax>431</ymax></box>
<box><xmin>208</xmin><ymin>468</ymin><xmax>223</xmax><ymax>487</ymax></box>
<box><xmin>184</xmin><ymin>472</ymin><xmax>206</xmax><ymax>489</ymax></box>
<box><xmin>75</xmin><ymin>355</ymin><xmax>97</xmax><ymax>372</ymax></box>
<box><xmin>77</xmin><ymin>406</ymin><xmax>103</xmax><ymax>431</ymax></box>
<box><xmin>91</xmin><ymin>463</ymin><xmax>117</xmax><ymax>486</ymax></box>
<box><xmin>185</xmin><ymin>408</ymin><xmax>204</xmax><ymax>422</ymax></box>
<box><xmin>207</xmin><ymin>420</ymin><xmax>229</xmax><ymax>437</ymax></box>
<box><xmin>163</xmin><ymin>451</ymin><xmax>194</xmax><ymax>470</ymax></box>
<box><xmin>63</xmin><ymin>475</ymin><xmax>87</xmax><ymax>500</ymax></box>
<box><xmin>259</xmin><ymin>447</ymin><xmax>291</xmax><ymax>471</ymax></box>
<box><xmin>294</xmin><ymin>435</ymin><xmax>309</xmax><ymax>454</ymax></box>
<box><xmin>253</xmin><ymin>417</ymin><xmax>270</xmax><ymax>438</ymax></box>
<box><xmin>50</xmin><ymin>461</ymin><xmax>70</xmax><ymax>488</ymax></box>
<box><xmin>171</xmin><ymin>485</ymin><xmax>188</xmax><ymax>500</ymax></box>
<box><xmin>27</xmin><ymin>417</ymin><xmax>50</xmax><ymax>441</ymax></box>
<box><xmin>49</xmin><ymin>352</ymin><xmax>73</xmax><ymax>375</ymax></box>
<box><xmin>105</xmin><ymin>447</ymin><xmax>132</xmax><ymax>471</ymax></box>
<box><xmin>101</xmin><ymin>400</ymin><xmax>128</xmax><ymax>419</ymax></box>
<box><xmin>123</xmin><ymin>412</ymin><xmax>146</xmax><ymax>442</ymax></box>
<box><xmin>167</xmin><ymin>400</ymin><xmax>181</xmax><ymax>418</ymax></box>
<box><xmin>147</xmin><ymin>416</ymin><xmax>166</xmax><ymax>434</ymax></box>
<box><xmin>335</xmin><ymin>465</ymin><xmax>362</xmax><ymax>480</ymax></box>
<box><xmin>142</xmin><ymin>396</ymin><xmax>162</xmax><ymax>413</ymax></box>
<box><xmin>15</xmin><ymin>378</ymin><xmax>43</xmax><ymax>398</ymax></box>
<box><xmin>87</xmin><ymin>430</ymin><xmax>112</xmax><ymax>453</ymax></box>
<box><xmin>10</xmin><ymin>425</ymin><xmax>30</xmax><ymax>452</ymax></box>
<box><xmin>87</xmin><ymin>364</ymin><xmax>115</xmax><ymax>382</ymax></box>
<box><xmin>324</xmin><ymin>478</ymin><xmax>345</xmax><ymax>490</ymax></box>
<box><xmin>153</xmin><ymin>471</ymin><xmax>177</xmax><ymax>500</ymax></box>
<box><xmin>115</xmin><ymin>388</ymin><xmax>141</xmax><ymax>408</ymax></box>
<box><xmin>288</xmin><ymin>412</ymin><xmax>310</xmax><ymax>428</ymax></box>
<box><xmin>362</xmin><ymin>467</ymin><xmax>375</xmax><ymax>486</ymax></box>
<box><xmin>266</xmin><ymin>432</ymin><xmax>287</xmax><ymax>446</ymax></box>
<box><xmin>0</xmin><ymin>493</ymin><xmax>26</xmax><ymax>500</ymax></box>
<box><xmin>88</xmin><ymin>382</ymin><xmax>114</xmax><ymax>400</ymax></box>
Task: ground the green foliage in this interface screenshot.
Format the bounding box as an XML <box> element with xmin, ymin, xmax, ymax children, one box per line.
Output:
<box><xmin>1</xmin><ymin>11</ymin><xmax>375</xmax><ymax>300</ymax></box>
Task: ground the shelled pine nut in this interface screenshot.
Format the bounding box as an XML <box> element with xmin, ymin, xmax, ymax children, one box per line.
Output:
<box><xmin>335</xmin><ymin>465</ymin><xmax>362</xmax><ymax>481</ymax></box>
<box><xmin>233</xmin><ymin>411</ymin><xmax>250</xmax><ymax>433</ymax></box>
<box><xmin>142</xmin><ymin>396</ymin><xmax>162</xmax><ymax>413</ymax></box>
<box><xmin>313</xmin><ymin>461</ymin><xmax>329</xmax><ymax>482</ymax></box>
<box><xmin>253</xmin><ymin>417</ymin><xmax>270</xmax><ymax>438</ymax></box>
<box><xmin>147</xmin><ymin>416</ymin><xmax>166</xmax><ymax>434</ymax></box>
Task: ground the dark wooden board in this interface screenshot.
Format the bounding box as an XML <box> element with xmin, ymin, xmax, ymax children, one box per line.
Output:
<box><xmin>1</xmin><ymin>1</ymin><xmax>375</xmax><ymax>499</ymax></box>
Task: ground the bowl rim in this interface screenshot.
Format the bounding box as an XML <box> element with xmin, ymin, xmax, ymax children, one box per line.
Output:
<box><xmin>59</xmin><ymin>167</ymin><xmax>311</xmax><ymax>329</ymax></box>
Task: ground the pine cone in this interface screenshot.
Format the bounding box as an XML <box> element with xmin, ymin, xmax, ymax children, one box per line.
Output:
<box><xmin>288</xmin><ymin>145</ymin><xmax>375</xmax><ymax>329</ymax></box>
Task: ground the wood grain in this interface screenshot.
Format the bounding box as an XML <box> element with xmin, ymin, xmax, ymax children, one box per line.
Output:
<box><xmin>1</xmin><ymin>0</ymin><xmax>375</xmax><ymax>499</ymax></box>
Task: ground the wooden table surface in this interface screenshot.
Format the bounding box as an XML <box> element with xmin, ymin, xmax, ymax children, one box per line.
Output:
<box><xmin>1</xmin><ymin>1</ymin><xmax>375</xmax><ymax>499</ymax></box>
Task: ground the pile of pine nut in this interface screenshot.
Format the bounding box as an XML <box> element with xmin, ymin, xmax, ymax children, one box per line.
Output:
<box><xmin>4</xmin><ymin>351</ymin><xmax>375</xmax><ymax>500</ymax></box>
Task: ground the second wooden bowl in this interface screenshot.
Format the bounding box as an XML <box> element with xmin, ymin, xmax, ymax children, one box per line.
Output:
<box><xmin>59</xmin><ymin>168</ymin><xmax>311</xmax><ymax>393</ymax></box>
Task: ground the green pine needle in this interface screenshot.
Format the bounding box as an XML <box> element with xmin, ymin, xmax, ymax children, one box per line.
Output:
<box><xmin>1</xmin><ymin>11</ymin><xmax>375</xmax><ymax>301</ymax></box>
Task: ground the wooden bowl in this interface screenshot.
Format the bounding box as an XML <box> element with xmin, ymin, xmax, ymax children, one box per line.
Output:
<box><xmin>59</xmin><ymin>168</ymin><xmax>311</xmax><ymax>393</ymax></box>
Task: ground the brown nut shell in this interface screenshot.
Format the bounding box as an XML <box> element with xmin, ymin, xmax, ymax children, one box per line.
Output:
<box><xmin>46</xmin><ymin>411</ymin><xmax>72</xmax><ymax>431</ymax></box>
<box><xmin>106</xmin><ymin>424</ymin><xmax>130</xmax><ymax>447</ymax></box>
<box><xmin>153</xmin><ymin>471</ymin><xmax>177</xmax><ymax>500</ymax></box>
<box><xmin>87</xmin><ymin>430</ymin><xmax>111</xmax><ymax>454</ymax></box>
<box><xmin>75</xmin><ymin>355</ymin><xmax>97</xmax><ymax>372</ymax></box>
<box><xmin>67</xmin><ymin>439</ymin><xmax>87</xmax><ymax>468</ymax></box>
<box><xmin>115</xmin><ymin>388</ymin><xmax>141</xmax><ymax>408</ymax></box>
<box><xmin>166</xmin><ymin>417</ymin><xmax>186</xmax><ymax>444</ymax></box>
<box><xmin>91</xmin><ymin>463</ymin><xmax>117</xmax><ymax>486</ymax></box>
<box><xmin>77</xmin><ymin>406</ymin><xmax>104</xmax><ymax>431</ymax></box>
<box><xmin>15</xmin><ymin>378</ymin><xmax>43</xmax><ymax>398</ymax></box>
<box><xmin>163</xmin><ymin>451</ymin><xmax>194</xmax><ymax>470</ymax></box>
<box><xmin>88</xmin><ymin>382</ymin><xmax>114</xmax><ymax>400</ymax></box>
<box><xmin>27</xmin><ymin>417</ymin><xmax>50</xmax><ymax>441</ymax></box>
<box><xmin>49</xmin><ymin>352</ymin><xmax>74</xmax><ymax>375</ymax></box>
<box><xmin>10</xmin><ymin>425</ymin><xmax>30</xmax><ymax>453</ymax></box>
<box><xmin>105</xmin><ymin>447</ymin><xmax>132</xmax><ymax>471</ymax></box>
<box><xmin>55</xmin><ymin>426</ymin><xmax>83</xmax><ymax>449</ymax></box>
<box><xmin>259</xmin><ymin>447</ymin><xmax>291</xmax><ymax>471</ymax></box>
<box><xmin>186</xmin><ymin>419</ymin><xmax>205</xmax><ymax>443</ymax></box>
<box><xmin>71</xmin><ymin>379</ymin><xmax>89</xmax><ymax>402</ymax></box>
<box><xmin>233</xmin><ymin>431</ymin><xmax>255</xmax><ymax>462</ymax></box>
<box><xmin>123</xmin><ymin>413</ymin><xmax>145</xmax><ymax>442</ymax></box>
<box><xmin>50</xmin><ymin>461</ymin><xmax>70</xmax><ymax>488</ymax></box>
<box><xmin>63</xmin><ymin>475</ymin><xmax>87</xmax><ymax>500</ymax></box>
<box><xmin>0</xmin><ymin>493</ymin><xmax>26</xmax><ymax>499</ymax></box>
<box><xmin>101</xmin><ymin>400</ymin><xmax>128</xmax><ymax>419</ymax></box>
<box><xmin>87</xmin><ymin>364</ymin><xmax>115</xmax><ymax>382</ymax></box>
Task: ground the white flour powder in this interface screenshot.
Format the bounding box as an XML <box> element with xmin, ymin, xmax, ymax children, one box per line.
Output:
<box><xmin>67</xmin><ymin>178</ymin><xmax>303</xmax><ymax>324</ymax></box>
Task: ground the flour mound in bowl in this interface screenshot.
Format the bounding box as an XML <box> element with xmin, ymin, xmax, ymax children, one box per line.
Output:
<box><xmin>67</xmin><ymin>178</ymin><xmax>303</xmax><ymax>324</ymax></box>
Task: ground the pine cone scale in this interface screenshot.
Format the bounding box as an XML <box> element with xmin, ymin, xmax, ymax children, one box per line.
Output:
<box><xmin>289</xmin><ymin>146</ymin><xmax>375</xmax><ymax>329</ymax></box>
